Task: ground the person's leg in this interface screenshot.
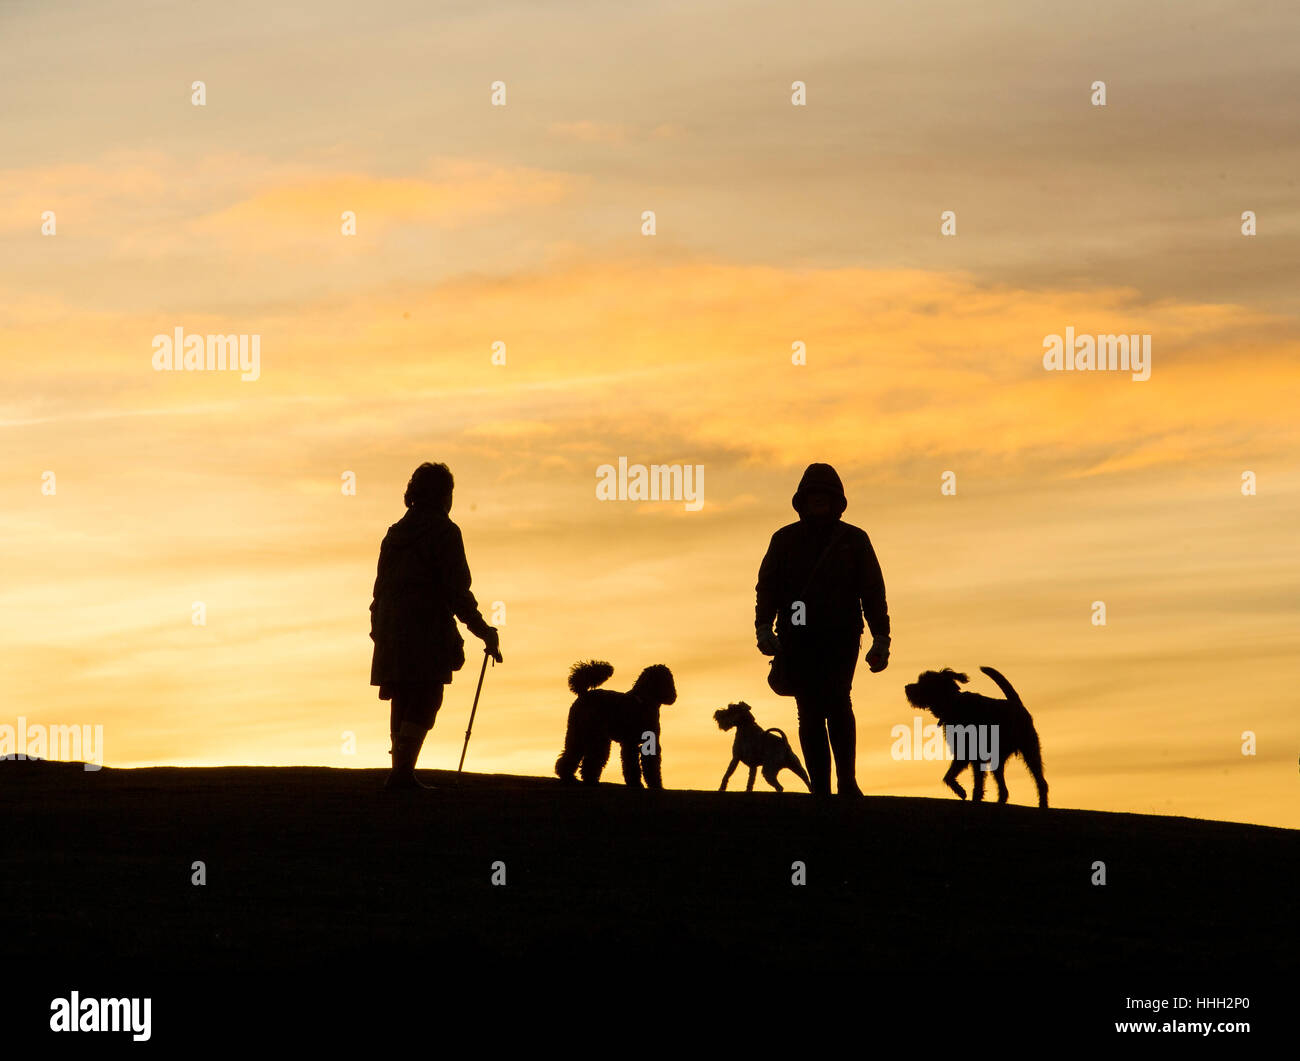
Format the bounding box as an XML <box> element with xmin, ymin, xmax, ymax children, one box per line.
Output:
<box><xmin>826</xmin><ymin>640</ymin><xmax>862</xmax><ymax>796</ymax></box>
<box><xmin>826</xmin><ymin>695</ymin><xmax>859</xmax><ymax>796</ymax></box>
<box><xmin>794</xmin><ymin>691</ymin><xmax>832</xmax><ymax>796</ymax></box>
<box><xmin>789</xmin><ymin>642</ymin><xmax>832</xmax><ymax>796</ymax></box>
<box><xmin>386</xmin><ymin>693</ymin><xmax>425</xmax><ymax>788</ymax></box>
<box><xmin>396</xmin><ymin>721</ymin><xmax>429</xmax><ymax>770</ymax></box>
<box><xmin>386</xmin><ymin>685</ymin><xmax>443</xmax><ymax>789</ymax></box>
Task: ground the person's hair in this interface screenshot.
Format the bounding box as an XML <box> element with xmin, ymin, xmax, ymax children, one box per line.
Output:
<box><xmin>404</xmin><ymin>462</ymin><xmax>454</xmax><ymax>508</ymax></box>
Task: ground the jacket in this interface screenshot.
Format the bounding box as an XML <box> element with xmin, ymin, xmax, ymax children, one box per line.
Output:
<box><xmin>755</xmin><ymin>463</ymin><xmax>889</xmax><ymax>646</ymax></box>
<box><xmin>755</xmin><ymin>518</ymin><xmax>890</xmax><ymax>645</ymax></box>
<box><xmin>369</xmin><ymin>504</ymin><xmax>491</xmax><ymax>686</ymax></box>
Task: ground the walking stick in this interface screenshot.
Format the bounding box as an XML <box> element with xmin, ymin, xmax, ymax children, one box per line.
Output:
<box><xmin>456</xmin><ymin>648</ymin><xmax>492</xmax><ymax>779</ymax></box>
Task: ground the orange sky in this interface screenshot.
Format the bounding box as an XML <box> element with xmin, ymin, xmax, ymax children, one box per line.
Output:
<box><xmin>2</xmin><ymin>1</ymin><xmax>1297</xmax><ymax>828</ymax></box>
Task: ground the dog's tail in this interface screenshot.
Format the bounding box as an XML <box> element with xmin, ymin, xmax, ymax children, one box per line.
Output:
<box><xmin>979</xmin><ymin>666</ymin><xmax>1024</xmax><ymax>708</ymax></box>
<box><xmin>568</xmin><ymin>660</ymin><xmax>614</xmax><ymax>694</ymax></box>
<box><xmin>765</xmin><ymin>727</ymin><xmax>791</xmax><ymax>744</ymax></box>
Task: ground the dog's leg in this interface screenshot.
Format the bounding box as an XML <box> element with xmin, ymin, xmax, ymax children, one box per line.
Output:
<box><xmin>619</xmin><ymin>740</ymin><xmax>644</xmax><ymax>788</ymax></box>
<box><xmin>720</xmin><ymin>757</ymin><xmax>740</xmax><ymax>792</ymax></box>
<box><xmin>784</xmin><ymin>746</ymin><xmax>812</xmax><ymax>792</ymax></box>
<box><xmin>1022</xmin><ymin>739</ymin><xmax>1049</xmax><ymax>808</ymax></box>
<box><xmin>580</xmin><ymin>737</ymin><xmax>611</xmax><ymax>785</ymax></box>
<box><xmin>992</xmin><ymin>761</ymin><xmax>1009</xmax><ymax>804</ymax></box>
<box><xmin>942</xmin><ymin>758</ymin><xmax>967</xmax><ymax>800</ymax></box>
<box><xmin>555</xmin><ymin>747</ymin><xmax>580</xmax><ymax>783</ymax></box>
<box><xmin>970</xmin><ymin>760</ymin><xmax>987</xmax><ymax>802</ymax></box>
<box><xmin>746</xmin><ymin>764</ymin><xmax>757</xmax><ymax>792</ymax></box>
<box><xmin>761</xmin><ymin>764</ymin><xmax>784</xmax><ymax>792</ymax></box>
<box><xmin>641</xmin><ymin>741</ymin><xmax>663</xmax><ymax>790</ymax></box>
<box><xmin>555</xmin><ymin>702</ymin><xmax>585</xmax><ymax>781</ymax></box>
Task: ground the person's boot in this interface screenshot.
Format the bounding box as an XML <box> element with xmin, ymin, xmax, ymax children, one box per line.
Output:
<box><xmin>384</xmin><ymin>725</ymin><xmax>434</xmax><ymax>790</ymax></box>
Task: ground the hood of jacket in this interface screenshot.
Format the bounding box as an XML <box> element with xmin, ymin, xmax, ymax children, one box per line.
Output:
<box><xmin>791</xmin><ymin>463</ymin><xmax>847</xmax><ymax>517</ymax></box>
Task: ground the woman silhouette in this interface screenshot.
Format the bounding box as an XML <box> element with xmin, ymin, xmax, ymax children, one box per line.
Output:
<box><xmin>754</xmin><ymin>463</ymin><xmax>890</xmax><ymax>796</ymax></box>
<box><xmin>369</xmin><ymin>462</ymin><xmax>501</xmax><ymax>790</ymax></box>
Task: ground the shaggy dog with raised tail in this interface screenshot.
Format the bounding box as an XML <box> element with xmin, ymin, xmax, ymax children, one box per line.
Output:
<box><xmin>903</xmin><ymin>666</ymin><xmax>1049</xmax><ymax>808</ymax></box>
<box><xmin>554</xmin><ymin>660</ymin><xmax>677</xmax><ymax>788</ymax></box>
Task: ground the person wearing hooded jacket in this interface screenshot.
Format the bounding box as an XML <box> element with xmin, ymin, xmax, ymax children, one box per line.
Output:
<box><xmin>370</xmin><ymin>462</ymin><xmax>502</xmax><ymax>790</ymax></box>
<box><xmin>755</xmin><ymin>463</ymin><xmax>890</xmax><ymax>796</ymax></box>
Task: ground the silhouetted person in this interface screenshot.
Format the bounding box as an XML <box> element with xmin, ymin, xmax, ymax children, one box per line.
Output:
<box><xmin>370</xmin><ymin>462</ymin><xmax>501</xmax><ymax>790</ymax></box>
<box><xmin>755</xmin><ymin>463</ymin><xmax>890</xmax><ymax>796</ymax></box>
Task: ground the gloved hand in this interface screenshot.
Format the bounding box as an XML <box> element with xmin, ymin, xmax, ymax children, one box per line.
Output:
<box><xmin>756</xmin><ymin>627</ymin><xmax>781</xmax><ymax>657</ymax></box>
<box><xmin>481</xmin><ymin>626</ymin><xmax>503</xmax><ymax>664</ymax></box>
<box><xmin>865</xmin><ymin>635</ymin><xmax>890</xmax><ymax>673</ymax></box>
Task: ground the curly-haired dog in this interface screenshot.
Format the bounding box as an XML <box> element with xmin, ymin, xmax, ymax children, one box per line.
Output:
<box><xmin>903</xmin><ymin>666</ymin><xmax>1048</xmax><ymax>808</ymax></box>
<box><xmin>714</xmin><ymin>702</ymin><xmax>811</xmax><ymax>792</ymax></box>
<box><xmin>554</xmin><ymin>660</ymin><xmax>677</xmax><ymax>788</ymax></box>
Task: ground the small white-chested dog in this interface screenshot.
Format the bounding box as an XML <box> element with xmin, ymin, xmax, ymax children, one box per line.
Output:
<box><xmin>714</xmin><ymin>702</ymin><xmax>811</xmax><ymax>792</ymax></box>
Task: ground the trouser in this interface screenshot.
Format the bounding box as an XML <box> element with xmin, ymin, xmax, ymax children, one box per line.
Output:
<box><xmin>387</xmin><ymin>684</ymin><xmax>445</xmax><ymax>769</ymax></box>
<box><xmin>788</xmin><ymin>636</ymin><xmax>861</xmax><ymax>795</ymax></box>
<box><xmin>387</xmin><ymin>683</ymin><xmax>445</xmax><ymax>735</ymax></box>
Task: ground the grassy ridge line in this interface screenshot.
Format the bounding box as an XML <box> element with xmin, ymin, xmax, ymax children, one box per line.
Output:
<box><xmin>2</xmin><ymin>764</ymin><xmax>1296</xmax><ymax>970</ymax></box>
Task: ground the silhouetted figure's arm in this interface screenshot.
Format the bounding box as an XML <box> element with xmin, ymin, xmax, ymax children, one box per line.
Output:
<box><xmin>440</xmin><ymin>522</ymin><xmax>501</xmax><ymax>661</ymax></box>
<box><xmin>754</xmin><ymin>534</ymin><xmax>782</xmax><ymax>655</ymax></box>
<box><xmin>860</xmin><ymin>534</ymin><xmax>890</xmax><ymax>671</ymax></box>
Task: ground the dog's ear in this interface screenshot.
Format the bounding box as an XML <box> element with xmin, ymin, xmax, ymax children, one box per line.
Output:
<box><xmin>940</xmin><ymin>669</ymin><xmax>969</xmax><ymax>684</ymax></box>
<box><xmin>952</xmin><ymin>671</ymin><xmax>969</xmax><ymax>684</ymax></box>
<box><xmin>735</xmin><ymin>701</ymin><xmax>751</xmax><ymax>712</ymax></box>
